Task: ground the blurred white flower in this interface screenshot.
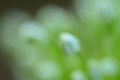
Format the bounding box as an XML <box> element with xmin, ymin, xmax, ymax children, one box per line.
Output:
<box><xmin>60</xmin><ymin>32</ymin><xmax>81</xmax><ymax>55</ymax></box>
<box><xmin>100</xmin><ymin>57</ymin><xmax>118</xmax><ymax>76</ymax></box>
<box><xmin>88</xmin><ymin>59</ymin><xmax>103</xmax><ymax>80</ymax></box>
<box><xmin>70</xmin><ymin>70</ymin><xmax>87</xmax><ymax>80</ymax></box>
<box><xmin>74</xmin><ymin>0</ymin><xmax>102</xmax><ymax>31</ymax></box>
<box><xmin>97</xmin><ymin>0</ymin><xmax>115</xmax><ymax>21</ymax></box>
<box><xmin>19</xmin><ymin>20</ymin><xmax>49</xmax><ymax>43</ymax></box>
<box><xmin>36</xmin><ymin>4</ymin><xmax>72</xmax><ymax>33</ymax></box>
<box><xmin>13</xmin><ymin>45</ymin><xmax>40</xmax><ymax>68</ymax></box>
<box><xmin>74</xmin><ymin>0</ymin><xmax>115</xmax><ymax>26</ymax></box>
<box><xmin>34</xmin><ymin>61</ymin><xmax>62</xmax><ymax>79</ymax></box>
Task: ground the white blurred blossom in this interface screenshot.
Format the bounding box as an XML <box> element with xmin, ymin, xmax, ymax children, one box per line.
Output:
<box><xmin>34</xmin><ymin>61</ymin><xmax>62</xmax><ymax>80</ymax></box>
<box><xmin>36</xmin><ymin>4</ymin><xmax>72</xmax><ymax>33</ymax></box>
<box><xmin>88</xmin><ymin>59</ymin><xmax>103</xmax><ymax>80</ymax></box>
<box><xmin>70</xmin><ymin>70</ymin><xmax>87</xmax><ymax>80</ymax></box>
<box><xmin>97</xmin><ymin>0</ymin><xmax>115</xmax><ymax>20</ymax></box>
<box><xmin>100</xmin><ymin>57</ymin><xmax>118</xmax><ymax>76</ymax></box>
<box><xmin>19</xmin><ymin>21</ymin><xmax>49</xmax><ymax>43</ymax></box>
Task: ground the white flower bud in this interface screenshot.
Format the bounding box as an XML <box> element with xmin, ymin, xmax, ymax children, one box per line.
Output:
<box><xmin>60</xmin><ymin>32</ymin><xmax>81</xmax><ymax>55</ymax></box>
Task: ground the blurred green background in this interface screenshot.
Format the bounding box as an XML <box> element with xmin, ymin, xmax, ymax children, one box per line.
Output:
<box><xmin>1</xmin><ymin>0</ymin><xmax>120</xmax><ymax>80</ymax></box>
<box><xmin>0</xmin><ymin>0</ymin><xmax>72</xmax><ymax>80</ymax></box>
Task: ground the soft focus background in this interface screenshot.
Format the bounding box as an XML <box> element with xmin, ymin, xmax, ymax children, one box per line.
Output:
<box><xmin>1</xmin><ymin>0</ymin><xmax>120</xmax><ymax>80</ymax></box>
<box><xmin>0</xmin><ymin>0</ymin><xmax>72</xmax><ymax>80</ymax></box>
